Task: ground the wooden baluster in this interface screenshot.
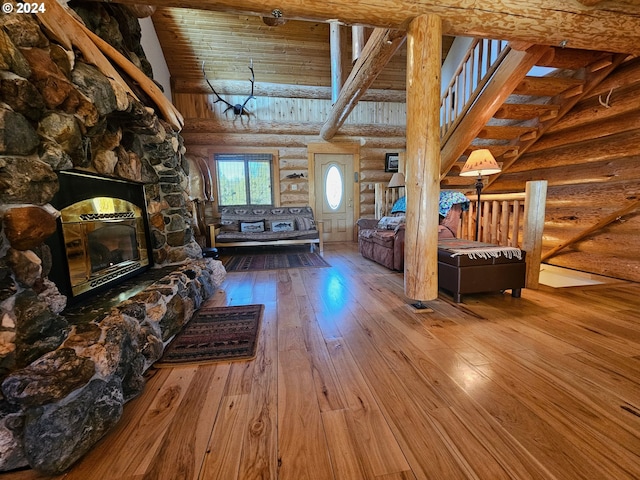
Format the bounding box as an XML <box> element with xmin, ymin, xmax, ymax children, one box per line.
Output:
<box><xmin>490</xmin><ymin>200</ymin><xmax>500</xmax><ymax>244</ymax></box>
<box><xmin>500</xmin><ymin>200</ymin><xmax>510</xmax><ymax>246</ymax></box>
<box><xmin>512</xmin><ymin>200</ymin><xmax>521</xmax><ymax>247</ymax></box>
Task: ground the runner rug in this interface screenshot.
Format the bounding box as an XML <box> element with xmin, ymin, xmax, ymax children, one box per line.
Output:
<box><xmin>156</xmin><ymin>304</ymin><xmax>264</xmax><ymax>366</ymax></box>
<box><xmin>223</xmin><ymin>251</ymin><xmax>330</xmax><ymax>272</ymax></box>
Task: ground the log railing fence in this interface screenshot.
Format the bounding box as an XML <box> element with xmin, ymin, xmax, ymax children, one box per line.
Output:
<box><xmin>374</xmin><ymin>183</ymin><xmax>404</xmax><ymax>219</ymax></box>
<box><xmin>461</xmin><ymin>180</ymin><xmax>548</xmax><ymax>288</ymax></box>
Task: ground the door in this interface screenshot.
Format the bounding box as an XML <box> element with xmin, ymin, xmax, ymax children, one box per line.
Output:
<box><xmin>313</xmin><ymin>153</ymin><xmax>354</xmax><ymax>243</ymax></box>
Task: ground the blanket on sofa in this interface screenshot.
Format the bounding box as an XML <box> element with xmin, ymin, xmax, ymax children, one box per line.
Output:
<box><xmin>438</xmin><ymin>238</ymin><xmax>523</xmax><ymax>260</ymax></box>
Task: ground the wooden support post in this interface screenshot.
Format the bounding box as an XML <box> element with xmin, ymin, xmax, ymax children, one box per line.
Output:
<box><xmin>522</xmin><ymin>180</ymin><xmax>548</xmax><ymax>289</ymax></box>
<box><xmin>330</xmin><ymin>21</ymin><xmax>342</xmax><ymax>104</ymax></box>
<box><xmin>404</xmin><ymin>14</ymin><xmax>441</xmax><ymax>303</ymax></box>
<box><xmin>352</xmin><ymin>26</ymin><xmax>365</xmax><ymax>64</ymax></box>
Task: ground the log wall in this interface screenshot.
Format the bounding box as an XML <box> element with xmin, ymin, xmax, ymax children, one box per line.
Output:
<box><xmin>489</xmin><ymin>57</ymin><xmax>640</xmax><ymax>283</ymax></box>
<box><xmin>171</xmin><ymin>8</ymin><xmax>640</xmax><ymax>283</ymax></box>
<box><xmin>176</xmin><ymin>92</ymin><xmax>407</xmax><ymax>224</ymax></box>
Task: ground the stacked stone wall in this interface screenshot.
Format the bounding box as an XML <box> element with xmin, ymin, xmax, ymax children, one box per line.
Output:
<box><xmin>0</xmin><ymin>3</ymin><xmax>224</xmax><ymax>473</ymax></box>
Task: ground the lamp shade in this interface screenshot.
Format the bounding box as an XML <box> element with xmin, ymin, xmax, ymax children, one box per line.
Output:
<box><xmin>388</xmin><ymin>172</ymin><xmax>405</xmax><ymax>188</ymax></box>
<box><xmin>459</xmin><ymin>149</ymin><xmax>501</xmax><ymax>177</ymax></box>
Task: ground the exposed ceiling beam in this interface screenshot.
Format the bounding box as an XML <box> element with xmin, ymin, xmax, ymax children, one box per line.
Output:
<box><xmin>172</xmin><ymin>78</ymin><xmax>406</xmax><ymax>102</ymax></box>
<box><xmin>113</xmin><ymin>0</ymin><xmax>640</xmax><ymax>54</ymax></box>
<box><xmin>320</xmin><ymin>28</ymin><xmax>406</xmax><ymax>140</ymax></box>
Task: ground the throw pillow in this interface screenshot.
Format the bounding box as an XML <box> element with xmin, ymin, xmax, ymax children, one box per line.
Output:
<box><xmin>271</xmin><ymin>219</ymin><xmax>295</xmax><ymax>232</ymax></box>
<box><xmin>377</xmin><ymin>215</ymin><xmax>405</xmax><ymax>230</ymax></box>
<box><xmin>240</xmin><ymin>220</ymin><xmax>265</xmax><ymax>233</ymax></box>
<box><xmin>220</xmin><ymin>219</ymin><xmax>239</xmax><ymax>232</ymax></box>
<box><xmin>296</xmin><ymin>216</ymin><xmax>315</xmax><ymax>230</ymax></box>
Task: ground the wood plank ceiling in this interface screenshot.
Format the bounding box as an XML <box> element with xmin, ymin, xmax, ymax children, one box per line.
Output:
<box><xmin>152</xmin><ymin>8</ymin><xmax>453</xmax><ymax>95</ymax></box>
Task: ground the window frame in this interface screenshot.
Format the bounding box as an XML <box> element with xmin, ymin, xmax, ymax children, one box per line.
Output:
<box><xmin>208</xmin><ymin>148</ymin><xmax>281</xmax><ymax>209</ymax></box>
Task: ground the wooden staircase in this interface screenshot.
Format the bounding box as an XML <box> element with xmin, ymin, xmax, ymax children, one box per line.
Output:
<box><xmin>439</xmin><ymin>40</ymin><xmax>628</xmax><ymax>190</ymax></box>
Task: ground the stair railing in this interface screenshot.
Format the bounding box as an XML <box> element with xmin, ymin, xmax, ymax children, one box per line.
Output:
<box><xmin>440</xmin><ymin>38</ymin><xmax>510</xmax><ymax>142</ymax></box>
<box><xmin>459</xmin><ymin>180</ymin><xmax>548</xmax><ymax>288</ymax></box>
<box><xmin>460</xmin><ymin>191</ymin><xmax>525</xmax><ymax>246</ymax></box>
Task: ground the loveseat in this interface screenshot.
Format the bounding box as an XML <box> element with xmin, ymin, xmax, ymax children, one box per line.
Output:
<box><xmin>213</xmin><ymin>205</ymin><xmax>323</xmax><ymax>252</ymax></box>
<box><xmin>357</xmin><ymin>192</ymin><xmax>469</xmax><ymax>270</ymax></box>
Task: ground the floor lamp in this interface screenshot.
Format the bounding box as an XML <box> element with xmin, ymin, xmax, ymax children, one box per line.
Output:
<box><xmin>459</xmin><ymin>149</ymin><xmax>501</xmax><ymax>241</ymax></box>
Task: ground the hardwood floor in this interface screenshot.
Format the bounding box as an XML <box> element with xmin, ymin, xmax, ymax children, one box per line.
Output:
<box><xmin>5</xmin><ymin>243</ymin><xmax>640</xmax><ymax>479</ymax></box>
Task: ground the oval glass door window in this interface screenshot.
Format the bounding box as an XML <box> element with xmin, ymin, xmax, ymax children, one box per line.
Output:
<box><xmin>325</xmin><ymin>165</ymin><xmax>343</xmax><ymax>210</ymax></box>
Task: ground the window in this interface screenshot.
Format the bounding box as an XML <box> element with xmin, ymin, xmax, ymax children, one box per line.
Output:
<box><xmin>214</xmin><ymin>153</ymin><xmax>274</xmax><ymax>206</ymax></box>
<box><xmin>325</xmin><ymin>164</ymin><xmax>343</xmax><ymax>210</ymax></box>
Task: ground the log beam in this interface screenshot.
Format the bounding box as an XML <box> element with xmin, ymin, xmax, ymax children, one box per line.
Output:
<box><xmin>182</xmin><ymin>118</ymin><xmax>405</xmax><ymax>137</ymax></box>
<box><xmin>528</xmin><ymin>111</ymin><xmax>640</xmax><ymax>153</ymax></box>
<box><xmin>509</xmin><ymin>129</ymin><xmax>640</xmax><ymax>173</ymax></box>
<box><xmin>547</xmin><ymin>82</ymin><xmax>640</xmax><ymax>134</ymax></box>
<box><xmin>171</xmin><ymin>79</ymin><xmax>406</xmax><ymax>102</ymax></box>
<box><xmin>320</xmin><ymin>28</ymin><xmax>406</xmax><ymax>140</ymax></box>
<box><xmin>541</xmin><ymin>199</ymin><xmax>640</xmax><ymax>262</ymax></box>
<box><xmin>112</xmin><ymin>0</ymin><xmax>640</xmax><ymax>54</ymax></box>
<box><xmin>404</xmin><ymin>14</ymin><xmax>441</xmax><ymax>303</ymax></box>
<box><xmin>181</xmin><ymin>132</ymin><xmax>407</xmax><ymax>149</ymax></box>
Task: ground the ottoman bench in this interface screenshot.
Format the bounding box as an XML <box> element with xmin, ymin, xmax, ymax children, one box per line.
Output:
<box><xmin>437</xmin><ymin>238</ymin><xmax>526</xmax><ymax>303</ymax></box>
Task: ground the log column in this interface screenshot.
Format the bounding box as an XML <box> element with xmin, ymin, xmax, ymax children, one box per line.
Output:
<box><xmin>330</xmin><ymin>21</ymin><xmax>342</xmax><ymax>103</ymax></box>
<box><xmin>404</xmin><ymin>14</ymin><xmax>441</xmax><ymax>302</ymax></box>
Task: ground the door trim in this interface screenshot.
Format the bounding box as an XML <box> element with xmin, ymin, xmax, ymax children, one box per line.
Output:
<box><xmin>307</xmin><ymin>142</ymin><xmax>360</xmax><ymax>241</ymax></box>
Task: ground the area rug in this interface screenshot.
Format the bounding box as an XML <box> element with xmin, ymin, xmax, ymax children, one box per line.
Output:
<box><xmin>223</xmin><ymin>251</ymin><xmax>330</xmax><ymax>272</ymax></box>
<box><xmin>156</xmin><ymin>304</ymin><xmax>264</xmax><ymax>366</ymax></box>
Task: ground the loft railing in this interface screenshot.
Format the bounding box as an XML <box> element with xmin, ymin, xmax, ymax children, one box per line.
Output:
<box><xmin>440</xmin><ymin>38</ymin><xmax>510</xmax><ymax>141</ymax></box>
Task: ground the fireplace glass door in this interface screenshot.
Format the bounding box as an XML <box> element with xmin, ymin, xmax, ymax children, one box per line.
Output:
<box><xmin>60</xmin><ymin>197</ymin><xmax>150</xmax><ymax>296</ymax></box>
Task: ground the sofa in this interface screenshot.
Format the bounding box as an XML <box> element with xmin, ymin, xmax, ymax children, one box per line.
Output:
<box><xmin>213</xmin><ymin>205</ymin><xmax>323</xmax><ymax>252</ymax></box>
<box><xmin>356</xmin><ymin>218</ymin><xmax>406</xmax><ymax>270</ymax></box>
<box><xmin>357</xmin><ymin>192</ymin><xmax>469</xmax><ymax>271</ymax></box>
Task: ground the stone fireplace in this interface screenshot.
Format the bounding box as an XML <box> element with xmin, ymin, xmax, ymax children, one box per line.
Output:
<box><xmin>0</xmin><ymin>3</ymin><xmax>225</xmax><ymax>475</ymax></box>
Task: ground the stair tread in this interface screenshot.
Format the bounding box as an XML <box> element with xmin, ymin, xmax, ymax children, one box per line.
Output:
<box><xmin>513</xmin><ymin>76</ymin><xmax>585</xmax><ymax>96</ymax></box>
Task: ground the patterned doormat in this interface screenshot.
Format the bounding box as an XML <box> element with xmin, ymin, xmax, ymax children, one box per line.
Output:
<box><xmin>156</xmin><ymin>304</ymin><xmax>264</xmax><ymax>366</ymax></box>
<box><xmin>223</xmin><ymin>251</ymin><xmax>330</xmax><ymax>272</ymax></box>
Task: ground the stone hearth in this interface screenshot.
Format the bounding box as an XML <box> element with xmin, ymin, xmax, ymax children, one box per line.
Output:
<box><xmin>1</xmin><ymin>259</ymin><xmax>225</xmax><ymax>474</ymax></box>
<box><xmin>0</xmin><ymin>2</ymin><xmax>225</xmax><ymax>474</ymax></box>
